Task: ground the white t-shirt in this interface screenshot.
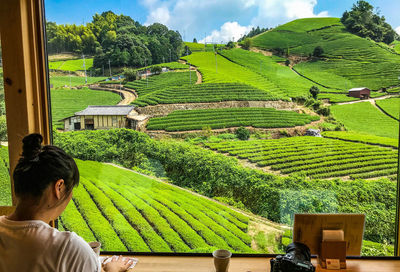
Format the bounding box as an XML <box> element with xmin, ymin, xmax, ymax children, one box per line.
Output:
<box><xmin>0</xmin><ymin>215</ymin><xmax>100</xmax><ymax>272</ymax></box>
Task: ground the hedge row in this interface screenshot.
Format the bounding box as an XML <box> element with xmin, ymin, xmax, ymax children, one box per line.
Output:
<box><xmin>81</xmin><ymin>178</ymin><xmax>150</xmax><ymax>252</ymax></box>
<box><xmin>72</xmin><ymin>181</ymin><xmax>126</xmax><ymax>251</ymax></box>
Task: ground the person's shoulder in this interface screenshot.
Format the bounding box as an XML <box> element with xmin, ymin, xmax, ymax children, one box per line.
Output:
<box><xmin>58</xmin><ymin>231</ymin><xmax>100</xmax><ymax>272</ymax></box>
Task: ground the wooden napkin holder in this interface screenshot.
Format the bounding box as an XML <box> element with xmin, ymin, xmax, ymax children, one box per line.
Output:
<box><xmin>318</xmin><ymin>230</ymin><xmax>346</xmax><ymax>269</ymax></box>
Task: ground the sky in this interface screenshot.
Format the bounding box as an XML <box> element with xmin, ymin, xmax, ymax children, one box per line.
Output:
<box><xmin>44</xmin><ymin>0</ymin><xmax>400</xmax><ymax>43</ymax></box>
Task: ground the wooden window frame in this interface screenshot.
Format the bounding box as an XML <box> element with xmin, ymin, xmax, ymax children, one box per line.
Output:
<box><xmin>0</xmin><ymin>0</ymin><xmax>51</xmax><ymax>206</ymax></box>
<box><xmin>1</xmin><ymin>0</ymin><xmax>400</xmax><ymax>256</ymax></box>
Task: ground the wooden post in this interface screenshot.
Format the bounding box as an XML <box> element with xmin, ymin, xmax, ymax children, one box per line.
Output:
<box><xmin>0</xmin><ymin>0</ymin><xmax>50</xmax><ymax>205</ymax></box>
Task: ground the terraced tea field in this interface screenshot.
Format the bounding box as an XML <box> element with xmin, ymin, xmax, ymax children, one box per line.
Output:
<box><xmin>133</xmin><ymin>83</ymin><xmax>277</xmax><ymax>107</ymax></box>
<box><xmin>376</xmin><ymin>98</ymin><xmax>400</xmax><ymax>120</ymax></box>
<box><xmin>146</xmin><ymin>108</ymin><xmax>319</xmax><ymax>131</ymax></box>
<box><xmin>322</xmin><ymin>131</ymin><xmax>398</xmax><ymax>148</ymax></box>
<box><xmin>49</xmin><ymin>58</ymin><xmax>94</xmax><ymax>71</ymax></box>
<box><xmin>51</xmin><ymin>87</ymin><xmax>121</xmax><ymax>128</ymax></box>
<box><xmin>135</xmin><ymin>62</ymin><xmax>189</xmax><ymax>72</ymax></box>
<box><xmin>252</xmin><ymin>17</ymin><xmax>400</xmax><ymax>90</ymax></box>
<box><xmin>205</xmin><ymin>137</ymin><xmax>398</xmax><ymax>180</ymax></box>
<box><xmin>219</xmin><ymin>49</ymin><xmax>328</xmax><ymax>97</ymax></box>
<box><xmin>125</xmin><ymin>71</ymin><xmax>195</xmax><ymax>97</ymax></box>
<box><xmin>60</xmin><ymin>160</ymin><xmax>257</xmax><ymax>253</ymax></box>
<box><xmin>181</xmin><ymin>52</ymin><xmax>286</xmax><ymax>99</ymax></box>
<box><xmin>331</xmin><ymin>102</ymin><xmax>399</xmax><ymax>138</ymax></box>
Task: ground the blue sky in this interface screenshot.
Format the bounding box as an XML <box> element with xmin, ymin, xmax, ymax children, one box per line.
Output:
<box><xmin>44</xmin><ymin>0</ymin><xmax>400</xmax><ymax>43</ymax></box>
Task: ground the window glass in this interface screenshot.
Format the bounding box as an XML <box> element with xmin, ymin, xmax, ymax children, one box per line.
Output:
<box><xmin>45</xmin><ymin>0</ymin><xmax>400</xmax><ymax>255</ymax></box>
<box><xmin>0</xmin><ymin>36</ymin><xmax>12</xmax><ymax>206</ymax></box>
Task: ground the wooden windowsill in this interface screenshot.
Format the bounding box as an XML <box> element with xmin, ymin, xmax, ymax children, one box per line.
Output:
<box><xmin>100</xmin><ymin>255</ymin><xmax>400</xmax><ymax>272</ymax></box>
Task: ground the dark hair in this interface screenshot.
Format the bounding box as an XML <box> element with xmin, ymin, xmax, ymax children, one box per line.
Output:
<box><xmin>13</xmin><ymin>133</ymin><xmax>79</xmax><ymax>198</ymax></box>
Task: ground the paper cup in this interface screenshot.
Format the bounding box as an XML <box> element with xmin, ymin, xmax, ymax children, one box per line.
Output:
<box><xmin>88</xmin><ymin>241</ymin><xmax>101</xmax><ymax>256</ymax></box>
<box><xmin>213</xmin><ymin>249</ymin><xmax>232</xmax><ymax>272</ymax></box>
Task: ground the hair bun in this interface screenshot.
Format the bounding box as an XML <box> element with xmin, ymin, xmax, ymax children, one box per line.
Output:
<box><xmin>22</xmin><ymin>133</ymin><xmax>43</xmax><ymax>161</ymax></box>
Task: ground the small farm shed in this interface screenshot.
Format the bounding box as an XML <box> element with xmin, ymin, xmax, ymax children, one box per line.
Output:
<box><xmin>61</xmin><ymin>105</ymin><xmax>149</xmax><ymax>131</ymax></box>
<box><xmin>348</xmin><ymin>87</ymin><xmax>371</xmax><ymax>99</ymax></box>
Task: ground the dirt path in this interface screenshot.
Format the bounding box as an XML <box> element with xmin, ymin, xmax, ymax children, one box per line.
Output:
<box><xmin>336</xmin><ymin>95</ymin><xmax>393</xmax><ymax>105</ymax></box>
<box><xmin>89</xmin><ymin>84</ymin><xmax>137</xmax><ymax>105</ymax></box>
<box><xmin>195</xmin><ymin>69</ymin><xmax>202</xmax><ymax>84</ymax></box>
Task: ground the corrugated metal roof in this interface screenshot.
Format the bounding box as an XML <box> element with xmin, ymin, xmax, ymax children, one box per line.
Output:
<box><xmin>348</xmin><ymin>87</ymin><xmax>369</xmax><ymax>92</ymax></box>
<box><xmin>75</xmin><ymin>105</ymin><xmax>135</xmax><ymax>116</ymax></box>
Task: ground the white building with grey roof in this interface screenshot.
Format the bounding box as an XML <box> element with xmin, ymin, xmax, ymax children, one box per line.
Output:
<box><xmin>60</xmin><ymin>105</ymin><xmax>149</xmax><ymax>131</ymax></box>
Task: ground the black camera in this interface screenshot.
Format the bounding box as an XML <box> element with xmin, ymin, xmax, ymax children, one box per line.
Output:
<box><xmin>270</xmin><ymin>242</ymin><xmax>315</xmax><ymax>272</ymax></box>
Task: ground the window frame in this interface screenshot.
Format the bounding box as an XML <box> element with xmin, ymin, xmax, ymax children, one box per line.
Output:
<box><xmin>1</xmin><ymin>0</ymin><xmax>400</xmax><ymax>257</ymax></box>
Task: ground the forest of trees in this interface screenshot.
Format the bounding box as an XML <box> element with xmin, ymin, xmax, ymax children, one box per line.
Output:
<box><xmin>341</xmin><ymin>0</ymin><xmax>398</xmax><ymax>44</ymax></box>
<box><xmin>238</xmin><ymin>26</ymin><xmax>269</xmax><ymax>42</ymax></box>
<box><xmin>46</xmin><ymin>11</ymin><xmax>183</xmax><ymax>68</ymax></box>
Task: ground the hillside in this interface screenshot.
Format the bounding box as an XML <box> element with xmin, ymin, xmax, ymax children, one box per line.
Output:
<box><xmin>252</xmin><ymin>17</ymin><xmax>400</xmax><ymax>91</ymax></box>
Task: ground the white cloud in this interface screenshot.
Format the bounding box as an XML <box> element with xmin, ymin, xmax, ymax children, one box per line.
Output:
<box><xmin>200</xmin><ymin>22</ymin><xmax>253</xmax><ymax>43</ymax></box>
<box><xmin>139</xmin><ymin>0</ymin><xmax>329</xmax><ymax>41</ymax></box>
<box><xmin>396</xmin><ymin>26</ymin><xmax>400</xmax><ymax>35</ymax></box>
<box><xmin>145</xmin><ymin>6</ymin><xmax>170</xmax><ymax>26</ymax></box>
<box><xmin>251</xmin><ymin>0</ymin><xmax>329</xmax><ymax>26</ymax></box>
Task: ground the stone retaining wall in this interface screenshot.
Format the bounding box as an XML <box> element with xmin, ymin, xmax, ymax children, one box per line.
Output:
<box><xmin>136</xmin><ymin>100</ymin><xmax>299</xmax><ymax>117</ymax></box>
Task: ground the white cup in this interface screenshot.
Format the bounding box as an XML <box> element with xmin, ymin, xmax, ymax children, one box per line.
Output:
<box><xmin>88</xmin><ymin>241</ymin><xmax>101</xmax><ymax>256</ymax></box>
<box><xmin>213</xmin><ymin>249</ymin><xmax>232</xmax><ymax>272</ymax></box>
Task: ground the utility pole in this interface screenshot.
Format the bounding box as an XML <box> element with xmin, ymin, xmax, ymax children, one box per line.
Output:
<box><xmin>144</xmin><ymin>59</ymin><xmax>148</xmax><ymax>88</ymax></box>
<box><xmin>108</xmin><ymin>59</ymin><xmax>112</xmax><ymax>78</ymax></box>
<box><xmin>169</xmin><ymin>49</ymin><xmax>171</xmax><ymax>62</ymax></box>
<box><xmin>82</xmin><ymin>54</ymin><xmax>87</xmax><ymax>84</ymax></box>
<box><xmin>214</xmin><ymin>46</ymin><xmax>218</xmax><ymax>74</ymax></box>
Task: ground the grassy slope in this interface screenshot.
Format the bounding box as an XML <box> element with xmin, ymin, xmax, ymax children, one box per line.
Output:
<box><xmin>49</xmin><ymin>58</ymin><xmax>94</xmax><ymax>71</ymax></box>
<box><xmin>219</xmin><ymin>48</ymin><xmax>327</xmax><ymax>98</ymax></box>
<box><xmin>50</xmin><ymin>76</ymin><xmax>106</xmax><ymax>88</ymax></box>
<box><xmin>376</xmin><ymin>97</ymin><xmax>400</xmax><ymax>120</ymax></box>
<box><xmin>252</xmin><ymin>18</ymin><xmax>400</xmax><ymax>90</ymax></box>
<box><xmin>0</xmin><ymin>146</ymin><xmax>11</xmax><ymax>206</ymax></box>
<box><xmin>185</xmin><ymin>42</ymin><xmax>225</xmax><ymax>52</ymax></box>
<box><xmin>51</xmin><ymin>87</ymin><xmax>121</xmax><ymax>128</ymax></box>
<box><xmin>61</xmin><ymin>159</ymin><xmax>257</xmax><ymax>253</ymax></box>
<box><xmin>181</xmin><ymin>52</ymin><xmax>286</xmax><ymax>99</ymax></box>
<box><xmin>331</xmin><ymin>102</ymin><xmax>399</xmax><ymax>138</ymax></box>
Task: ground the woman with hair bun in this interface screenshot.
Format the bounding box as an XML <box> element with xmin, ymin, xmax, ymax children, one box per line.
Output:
<box><xmin>0</xmin><ymin>133</ymin><xmax>133</xmax><ymax>272</ymax></box>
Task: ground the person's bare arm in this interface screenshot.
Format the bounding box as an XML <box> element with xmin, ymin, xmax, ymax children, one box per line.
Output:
<box><xmin>102</xmin><ymin>255</ymin><xmax>133</xmax><ymax>272</ymax></box>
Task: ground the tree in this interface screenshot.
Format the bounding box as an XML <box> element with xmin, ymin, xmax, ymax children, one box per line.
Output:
<box><xmin>123</xmin><ymin>68</ymin><xmax>137</xmax><ymax>82</ymax></box>
<box><xmin>242</xmin><ymin>38</ymin><xmax>252</xmax><ymax>50</ymax></box>
<box><xmin>150</xmin><ymin>66</ymin><xmax>162</xmax><ymax>75</ymax></box>
<box><xmin>226</xmin><ymin>41</ymin><xmax>235</xmax><ymax>49</ymax></box>
<box><xmin>341</xmin><ymin>0</ymin><xmax>398</xmax><ymax>44</ymax></box>
<box><xmin>235</xmin><ymin>127</ymin><xmax>250</xmax><ymax>140</ymax></box>
<box><xmin>309</xmin><ymin>86</ymin><xmax>320</xmax><ymax>99</ymax></box>
<box><xmin>313</xmin><ymin>46</ymin><xmax>324</xmax><ymax>57</ymax></box>
<box><xmin>193</xmin><ymin>38</ymin><xmax>197</xmax><ymax>43</ymax></box>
